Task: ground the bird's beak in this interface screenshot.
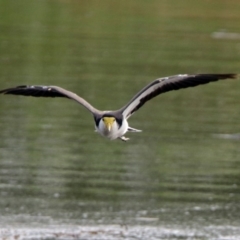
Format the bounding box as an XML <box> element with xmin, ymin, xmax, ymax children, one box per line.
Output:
<box><xmin>103</xmin><ymin>117</ymin><xmax>115</xmax><ymax>132</ymax></box>
<box><xmin>106</xmin><ymin>123</ymin><xmax>112</xmax><ymax>131</ymax></box>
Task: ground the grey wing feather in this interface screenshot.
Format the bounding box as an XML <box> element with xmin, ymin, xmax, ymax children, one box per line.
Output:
<box><xmin>120</xmin><ymin>74</ymin><xmax>237</xmax><ymax>119</ymax></box>
<box><xmin>0</xmin><ymin>85</ymin><xmax>101</xmax><ymax>115</ymax></box>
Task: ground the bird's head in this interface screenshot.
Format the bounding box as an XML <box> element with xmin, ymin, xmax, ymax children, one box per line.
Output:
<box><xmin>102</xmin><ymin>116</ymin><xmax>116</xmax><ymax>132</ymax></box>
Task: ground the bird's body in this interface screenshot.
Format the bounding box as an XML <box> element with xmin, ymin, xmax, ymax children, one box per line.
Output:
<box><xmin>0</xmin><ymin>74</ymin><xmax>237</xmax><ymax>141</ymax></box>
<box><xmin>96</xmin><ymin>114</ymin><xmax>129</xmax><ymax>140</ymax></box>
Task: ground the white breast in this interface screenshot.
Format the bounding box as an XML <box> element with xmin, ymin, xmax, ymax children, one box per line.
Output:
<box><xmin>96</xmin><ymin>118</ymin><xmax>129</xmax><ymax>140</ymax></box>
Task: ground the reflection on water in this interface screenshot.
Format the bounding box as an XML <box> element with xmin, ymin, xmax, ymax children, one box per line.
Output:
<box><xmin>1</xmin><ymin>224</ymin><xmax>240</xmax><ymax>239</ymax></box>
<box><xmin>0</xmin><ymin>0</ymin><xmax>240</xmax><ymax>239</ymax></box>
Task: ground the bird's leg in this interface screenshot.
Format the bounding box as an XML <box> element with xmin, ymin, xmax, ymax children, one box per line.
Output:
<box><xmin>120</xmin><ymin>136</ymin><xmax>130</xmax><ymax>142</ymax></box>
<box><xmin>127</xmin><ymin>127</ymin><xmax>142</xmax><ymax>132</ymax></box>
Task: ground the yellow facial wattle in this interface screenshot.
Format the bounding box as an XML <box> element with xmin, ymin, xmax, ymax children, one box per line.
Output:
<box><xmin>103</xmin><ymin>117</ymin><xmax>115</xmax><ymax>131</ymax></box>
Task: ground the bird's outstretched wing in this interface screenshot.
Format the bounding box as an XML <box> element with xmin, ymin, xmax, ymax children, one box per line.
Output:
<box><xmin>0</xmin><ymin>85</ymin><xmax>101</xmax><ymax>115</ymax></box>
<box><xmin>120</xmin><ymin>74</ymin><xmax>237</xmax><ymax>119</ymax></box>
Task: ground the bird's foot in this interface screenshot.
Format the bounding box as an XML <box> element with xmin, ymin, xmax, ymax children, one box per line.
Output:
<box><xmin>120</xmin><ymin>136</ymin><xmax>130</xmax><ymax>142</ymax></box>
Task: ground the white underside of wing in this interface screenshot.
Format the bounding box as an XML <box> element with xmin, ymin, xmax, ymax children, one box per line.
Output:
<box><xmin>121</xmin><ymin>78</ymin><xmax>165</xmax><ymax>118</ymax></box>
<box><xmin>50</xmin><ymin>86</ymin><xmax>101</xmax><ymax>115</ymax></box>
<box><xmin>122</xmin><ymin>74</ymin><xmax>189</xmax><ymax>119</ymax></box>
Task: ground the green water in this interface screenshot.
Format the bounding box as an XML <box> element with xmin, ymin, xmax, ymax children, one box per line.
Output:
<box><xmin>0</xmin><ymin>0</ymin><xmax>240</xmax><ymax>239</ymax></box>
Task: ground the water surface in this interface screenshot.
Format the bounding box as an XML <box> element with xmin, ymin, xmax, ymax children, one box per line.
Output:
<box><xmin>0</xmin><ymin>0</ymin><xmax>240</xmax><ymax>239</ymax></box>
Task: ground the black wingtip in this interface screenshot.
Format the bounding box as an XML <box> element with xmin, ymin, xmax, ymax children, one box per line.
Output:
<box><xmin>197</xmin><ymin>73</ymin><xmax>238</xmax><ymax>79</ymax></box>
<box><xmin>0</xmin><ymin>85</ymin><xmax>66</xmax><ymax>98</ymax></box>
<box><xmin>0</xmin><ymin>85</ymin><xmax>28</xmax><ymax>94</ymax></box>
<box><xmin>231</xmin><ymin>74</ymin><xmax>238</xmax><ymax>79</ymax></box>
<box><xmin>221</xmin><ymin>73</ymin><xmax>238</xmax><ymax>79</ymax></box>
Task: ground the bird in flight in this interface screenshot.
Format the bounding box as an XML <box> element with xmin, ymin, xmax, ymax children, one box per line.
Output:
<box><xmin>0</xmin><ymin>74</ymin><xmax>237</xmax><ymax>141</ymax></box>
